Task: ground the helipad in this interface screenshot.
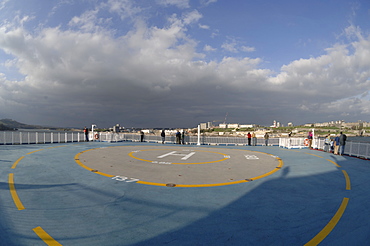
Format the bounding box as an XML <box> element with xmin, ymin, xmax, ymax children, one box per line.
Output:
<box><xmin>2</xmin><ymin>142</ymin><xmax>370</xmax><ymax>245</ymax></box>
<box><xmin>75</xmin><ymin>146</ymin><xmax>283</xmax><ymax>187</ymax></box>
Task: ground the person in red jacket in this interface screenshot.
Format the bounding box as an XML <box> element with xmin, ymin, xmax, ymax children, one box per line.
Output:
<box><xmin>247</xmin><ymin>132</ymin><xmax>252</xmax><ymax>146</ymax></box>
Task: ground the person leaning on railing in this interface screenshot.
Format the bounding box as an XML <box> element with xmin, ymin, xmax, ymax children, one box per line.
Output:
<box><xmin>264</xmin><ymin>132</ymin><xmax>269</xmax><ymax>146</ymax></box>
<box><xmin>339</xmin><ymin>132</ymin><xmax>347</xmax><ymax>155</ymax></box>
<box><xmin>333</xmin><ymin>134</ymin><xmax>340</xmax><ymax>155</ymax></box>
<box><xmin>324</xmin><ymin>135</ymin><xmax>331</xmax><ymax>152</ymax></box>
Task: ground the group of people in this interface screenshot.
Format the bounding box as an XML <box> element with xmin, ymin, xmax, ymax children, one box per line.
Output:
<box><xmin>323</xmin><ymin>132</ymin><xmax>347</xmax><ymax>155</ymax></box>
<box><xmin>161</xmin><ymin>130</ymin><xmax>186</xmax><ymax>144</ymax></box>
<box><xmin>246</xmin><ymin>132</ymin><xmax>270</xmax><ymax>146</ymax></box>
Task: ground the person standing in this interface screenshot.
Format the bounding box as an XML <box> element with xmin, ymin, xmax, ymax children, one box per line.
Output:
<box><xmin>176</xmin><ymin>131</ymin><xmax>181</xmax><ymax>144</ymax></box>
<box><xmin>324</xmin><ymin>135</ymin><xmax>331</xmax><ymax>152</ymax></box>
<box><xmin>161</xmin><ymin>130</ymin><xmax>165</xmax><ymax>144</ymax></box>
<box><xmin>247</xmin><ymin>132</ymin><xmax>252</xmax><ymax>146</ymax></box>
<box><xmin>84</xmin><ymin>127</ymin><xmax>89</xmax><ymax>141</ymax></box>
<box><xmin>334</xmin><ymin>134</ymin><xmax>340</xmax><ymax>155</ymax></box>
<box><xmin>182</xmin><ymin>131</ymin><xmax>185</xmax><ymax>145</ymax></box>
<box><xmin>307</xmin><ymin>131</ymin><xmax>313</xmax><ymax>149</ymax></box>
<box><xmin>252</xmin><ymin>132</ymin><xmax>257</xmax><ymax>146</ymax></box>
<box><xmin>140</xmin><ymin>131</ymin><xmax>144</xmax><ymax>142</ymax></box>
<box><xmin>339</xmin><ymin>132</ymin><xmax>347</xmax><ymax>155</ymax></box>
<box><xmin>264</xmin><ymin>132</ymin><xmax>269</xmax><ymax>146</ymax></box>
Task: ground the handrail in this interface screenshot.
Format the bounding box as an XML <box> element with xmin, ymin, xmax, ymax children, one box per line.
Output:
<box><xmin>1</xmin><ymin>131</ymin><xmax>369</xmax><ymax>160</ymax></box>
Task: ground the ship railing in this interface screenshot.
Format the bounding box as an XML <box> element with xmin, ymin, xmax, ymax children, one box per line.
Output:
<box><xmin>1</xmin><ymin>131</ymin><xmax>369</xmax><ymax>160</ymax></box>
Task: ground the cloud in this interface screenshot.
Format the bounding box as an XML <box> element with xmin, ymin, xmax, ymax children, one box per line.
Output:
<box><xmin>198</xmin><ymin>24</ymin><xmax>210</xmax><ymax>30</ymax></box>
<box><xmin>107</xmin><ymin>0</ymin><xmax>142</xmax><ymax>19</ymax></box>
<box><xmin>221</xmin><ymin>38</ymin><xmax>255</xmax><ymax>54</ymax></box>
<box><xmin>0</xmin><ymin>3</ymin><xmax>370</xmax><ymax>127</ymax></box>
<box><xmin>241</xmin><ymin>46</ymin><xmax>255</xmax><ymax>52</ymax></box>
<box><xmin>156</xmin><ymin>0</ymin><xmax>190</xmax><ymax>9</ymax></box>
<box><xmin>203</xmin><ymin>44</ymin><xmax>216</xmax><ymax>52</ymax></box>
<box><xmin>0</xmin><ymin>0</ymin><xmax>9</xmax><ymax>11</ymax></box>
<box><xmin>200</xmin><ymin>0</ymin><xmax>217</xmax><ymax>6</ymax></box>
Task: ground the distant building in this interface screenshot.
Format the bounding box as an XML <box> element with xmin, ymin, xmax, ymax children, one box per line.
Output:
<box><xmin>228</xmin><ymin>124</ymin><xmax>239</xmax><ymax>129</ymax></box>
<box><xmin>271</xmin><ymin>120</ymin><xmax>280</xmax><ymax>128</ymax></box>
<box><xmin>240</xmin><ymin>124</ymin><xmax>254</xmax><ymax>128</ymax></box>
<box><xmin>219</xmin><ymin>124</ymin><xmax>227</xmax><ymax>128</ymax></box>
<box><xmin>200</xmin><ymin>123</ymin><xmax>208</xmax><ymax>129</ymax></box>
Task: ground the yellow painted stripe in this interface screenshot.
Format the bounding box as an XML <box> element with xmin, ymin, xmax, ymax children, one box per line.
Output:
<box><xmin>47</xmin><ymin>146</ymin><xmax>67</xmax><ymax>149</ymax></box>
<box><xmin>33</xmin><ymin>226</ymin><xmax>62</xmax><ymax>246</ymax></box>
<box><xmin>251</xmin><ymin>158</ymin><xmax>284</xmax><ymax>181</ymax></box>
<box><xmin>137</xmin><ymin>179</ymin><xmax>249</xmax><ymax>187</ymax></box>
<box><xmin>326</xmin><ymin>159</ymin><xmax>341</xmax><ymax>168</ymax></box>
<box><xmin>305</xmin><ymin>197</ymin><xmax>349</xmax><ymax>246</ymax></box>
<box><xmin>26</xmin><ymin>149</ymin><xmax>44</xmax><ymax>155</ymax></box>
<box><xmin>175</xmin><ymin>179</ymin><xmax>248</xmax><ymax>187</ymax></box>
<box><xmin>76</xmin><ymin>147</ymin><xmax>284</xmax><ymax>187</ymax></box>
<box><xmin>8</xmin><ymin>173</ymin><xmax>25</xmax><ymax>210</ymax></box>
<box><xmin>136</xmin><ymin>181</ymin><xmax>168</xmax><ymax>187</ymax></box>
<box><xmin>137</xmin><ymin>158</ymin><xmax>284</xmax><ymax>187</ymax></box>
<box><xmin>305</xmin><ymin>152</ymin><xmax>324</xmax><ymax>158</ymax></box>
<box><xmin>74</xmin><ymin>152</ymin><xmax>114</xmax><ymax>178</ymax></box>
<box><xmin>342</xmin><ymin>170</ymin><xmax>351</xmax><ymax>190</ymax></box>
<box><xmin>11</xmin><ymin>156</ymin><xmax>24</xmax><ymax>169</ymax></box>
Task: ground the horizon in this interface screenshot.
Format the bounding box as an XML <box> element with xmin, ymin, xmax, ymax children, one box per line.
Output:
<box><xmin>3</xmin><ymin>118</ymin><xmax>369</xmax><ymax>131</ymax></box>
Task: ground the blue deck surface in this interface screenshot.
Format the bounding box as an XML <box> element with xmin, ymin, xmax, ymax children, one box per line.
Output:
<box><xmin>0</xmin><ymin>142</ymin><xmax>369</xmax><ymax>245</ymax></box>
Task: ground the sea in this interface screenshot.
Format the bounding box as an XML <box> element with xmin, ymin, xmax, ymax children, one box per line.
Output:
<box><xmin>347</xmin><ymin>136</ymin><xmax>370</xmax><ymax>143</ymax></box>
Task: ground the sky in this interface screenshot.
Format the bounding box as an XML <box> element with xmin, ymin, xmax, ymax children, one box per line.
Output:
<box><xmin>0</xmin><ymin>0</ymin><xmax>370</xmax><ymax>129</ymax></box>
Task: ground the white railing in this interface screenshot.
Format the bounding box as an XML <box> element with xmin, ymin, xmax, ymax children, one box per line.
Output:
<box><xmin>96</xmin><ymin>133</ymin><xmax>279</xmax><ymax>146</ymax></box>
<box><xmin>279</xmin><ymin>138</ymin><xmax>308</xmax><ymax>149</ymax></box>
<box><xmin>2</xmin><ymin>131</ymin><xmax>369</xmax><ymax>159</ymax></box>
<box><xmin>345</xmin><ymin>141</ymin><xmax>370</xmax><ymax>159</ymax></box>
<box><xmin>279</xmin><ymin>137</ymin><xmax>370</xmax><ymax>159</ymax></box>
<box><xmin>0</xmin><ymin>131</ymin><xmax>85</xmax><ymax>144</ymax></box>
<box><xmin>0</xmin><ymin>131</ymin><xmax>279</xmax><ymax>146</ymax></box>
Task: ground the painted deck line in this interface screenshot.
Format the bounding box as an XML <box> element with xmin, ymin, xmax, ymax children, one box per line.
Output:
<box><xmin>11</xmin><ymin>156</ymin><xmax>24</xmax><ymax>169</ymax></box>
<box><xmin>74</xmin><ymin>153</ymin><xmax>114</xmax><ymax>178</ymax></box>
<box><xmin>8</xmin><ymin>173</ymin><xmax>25</xmax><ymax>210</ymax></box>
<box><xmin>75</xmin><ymin>148</ymin><xmax>284</xmax><ymax>188</ymax></box>
<box><xmin>305</xmin><ymin>197</ymin><xmax>349</xmax><ymax>246</ymax></box>
<box><xmin>305</xmin><ymin>152</ymin><xmax>324</xmax><ymax>158</ymax></box>
<box><xmin>26</xmin><ymin>149</ymin><xmax>44</xmax><ymax>155</ymax></box>
<box><xmin>326</xmin><ymin>158</ymin><xmax>341</xmax><ymax>168</ymax></box>
<box><xmin>33</xmin><ymin>226</ymin><xmax>62</xmax><ymax>246</ymax></box>
<box><xmin>342</xmin><ymin>170</ymin><xmax>351</xmax><ymax>190</ymax></box>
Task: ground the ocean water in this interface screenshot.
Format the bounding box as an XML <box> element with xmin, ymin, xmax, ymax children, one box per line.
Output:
<box><xmin>348</xmin><ymin>136</ymin><xmax>370</xmax><ymax>143</ymax></box>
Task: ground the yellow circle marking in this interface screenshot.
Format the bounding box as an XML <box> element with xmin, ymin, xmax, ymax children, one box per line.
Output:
<box><xmin>74</xmin><ymin>146</ymin><xmax>284</xmax><ymax>187</ymax></box>
<box><xmin>128</xmin><ymin>149</ymin><xmax>229</xmax><ymax>164</ymax></box>
<box><xmin>74</xmin><ymin>149</ymin><xmax>114</xmax><ymax>178</ymax></box>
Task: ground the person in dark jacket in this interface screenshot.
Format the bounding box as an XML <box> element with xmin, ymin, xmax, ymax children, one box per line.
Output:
<box><xmin>176</xmin><ymin>131</ymin><xmax>181</xmax><ymax>144</ymax></box>
<box><xmin>339</xmin><ymin>132</ymin><xmax>347</xmax><ymax>155</ymax></box>
<box><xmin>140</xmin><ymin>131</ymin><xmax>144</xmax><ymax>142</ymax></box>
<box><xmin>84</xmin><ymin>127</ymin><xmax>89</xmax><ymax>141</ymax></box>
<box><xmin>161</xmin><ymin>130</ymin><xmax>165</xmax><ymax>144</ymax></box>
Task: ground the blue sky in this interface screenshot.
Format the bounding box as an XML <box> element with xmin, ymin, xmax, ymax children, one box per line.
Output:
<box><xmin>0</xmin><ymin>0</ymin><xmax>370</xmax><ymax>128</ymax></box>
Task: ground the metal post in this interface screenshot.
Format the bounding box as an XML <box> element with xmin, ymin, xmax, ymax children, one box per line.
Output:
<box><xmin>197</xmin><ymin>125</ymin><xmax>201</xmax><ymax>145</ymax></box>
<box><xmin>91</xmin><ymin>124</ymin><xmax>97</xmax><ymax>141</ymax></box>
<box><xmin>312</xmin><ymin>128</ymin><xmax>315</xmax><ymax>149</ymax></box>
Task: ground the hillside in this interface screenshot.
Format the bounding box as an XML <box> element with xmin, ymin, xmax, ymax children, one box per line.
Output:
<box><xmin>0</xmin><ymin>119</ymin><xmax>50</xmax><ymax>130</ymax></box>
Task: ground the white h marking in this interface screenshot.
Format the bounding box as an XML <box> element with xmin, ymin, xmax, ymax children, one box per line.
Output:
<box><xmin>157</xmin><ymin>151</ymin><xmax>196</xmax><ymax>160</ymax></box>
